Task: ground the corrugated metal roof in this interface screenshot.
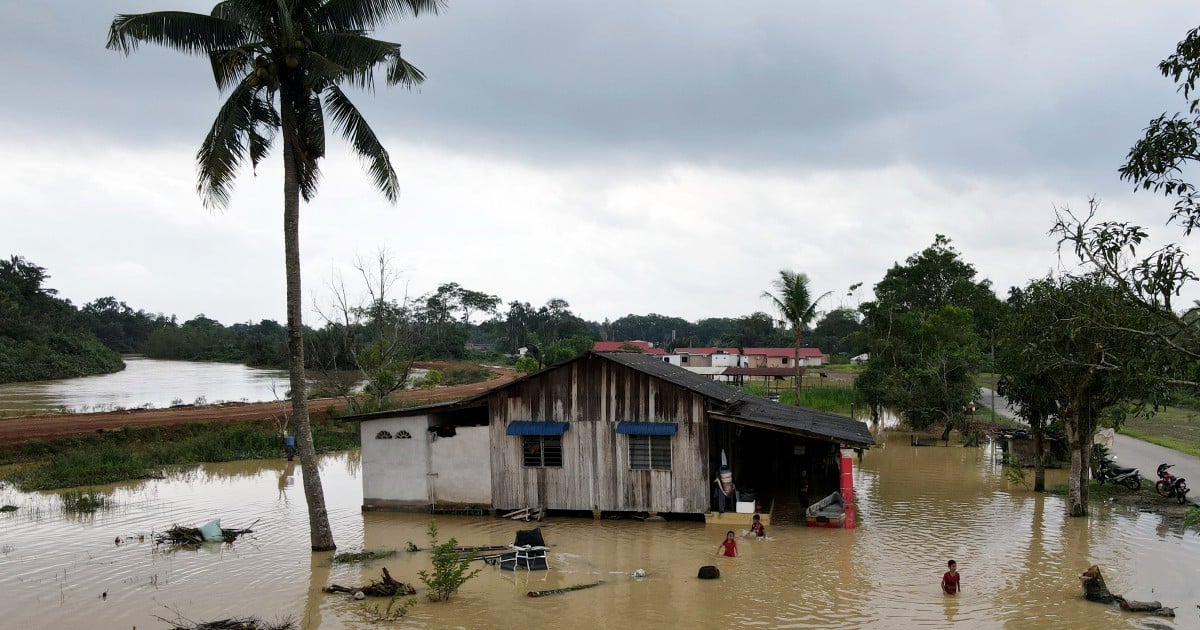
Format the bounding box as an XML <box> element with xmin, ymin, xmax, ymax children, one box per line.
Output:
<box><xmin>505</xmin><ymin>421</ymin><xmax>569</xmax><ymax>436</ymax></box>
<box><xmin>713</xmin><ymin>397</ymin><xmax>874</xmax><ymax>446</ymax></box>
<box><xmin>596</xmin><ymin>352</ymin><xmax>743</xmax><ymax>403</ymax></box>
<box><xmin>615</xmin><ymin>421</ymin><xmax>678</xmax><ymax>436</ymax></box>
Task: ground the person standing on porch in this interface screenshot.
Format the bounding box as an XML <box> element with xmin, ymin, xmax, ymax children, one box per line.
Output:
<box><xmin>798</xmin><ymin>470</ymin><xmax>810</xmax><ymax>511</ymax></box>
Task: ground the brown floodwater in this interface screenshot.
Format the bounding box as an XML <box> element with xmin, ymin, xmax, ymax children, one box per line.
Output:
<box><xmin>2</xmin><ymin>431</ymin><xmax>1198</xmax><ymax>629</ymax></box>
<box><xmin>0</xmin><ymin>356</ymin><xmax>292</xmax><ymax>415</ymax></box>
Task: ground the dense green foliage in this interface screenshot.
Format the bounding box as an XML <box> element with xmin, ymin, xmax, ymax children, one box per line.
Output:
<box><xmin>998</xmin><ymin>274</ymin><xmax>1161</xmax><ymax>516</ymax></box>
<box><xmin>0</xmin><ymin>256</ymin><xmax>124</xmax><ymax>383</ymax></box>
<box><xmin>856</xmin><ymin>236</ymin><xmax>1003</xmax><ymax>437</ymax></box>
<box><xmin>0</xmin><ymin>417</ymin><xmax>359</xmax><ymax>491</ymax></box>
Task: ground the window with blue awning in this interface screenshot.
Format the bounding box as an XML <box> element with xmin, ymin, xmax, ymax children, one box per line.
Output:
<box><xmin>506</xmin><ymin>421</ymin><xmax>569</xmax><ymax>436</ymax></box>
<box><xmin>615</xmin><ymin>421</ymin><xmax>678</xmax><ymax>436</ymax></box>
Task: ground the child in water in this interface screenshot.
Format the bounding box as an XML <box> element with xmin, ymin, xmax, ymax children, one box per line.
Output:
<box><xmin>941</xmin><ymin>559</ymin><xmax>960</xmax><ymax>595</ymax></box>
<box><xmin>750</xmin><ymin>514</ymin><xmax>766</xmax><ymax>538</ymax></box>
<box><xmin>716</xmin><ymin>530</ymin><xmax>738</xmax><ymax>557</ymax></box>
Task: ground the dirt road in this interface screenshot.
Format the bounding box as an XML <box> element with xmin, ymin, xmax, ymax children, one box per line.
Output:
<box><xmin>0</xmin><ymin>368</ymin><xmax>515</xmax><ymax>445</ymax></box>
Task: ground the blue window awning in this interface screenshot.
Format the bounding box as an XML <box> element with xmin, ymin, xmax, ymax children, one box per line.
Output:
<box><xmin>616</xmin><ymin>421</ymin><xmax>678</xmax><ymax>436</ymax></box>
<box><xmin>506</xmin><ymin>421</ymin><xmax>569</xmax><ymax>436</ymax></box>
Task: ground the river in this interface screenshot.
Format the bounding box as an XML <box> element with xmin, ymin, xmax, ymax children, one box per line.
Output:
<box><xmin>0</xmin><ymin>356</ymin><xmax>292</xmax><ymax>416</ymax></box>
<box><xmin>1</xmin><ymin>430</ymin><xmax>1196</xmax><ymax>629</ymax></box>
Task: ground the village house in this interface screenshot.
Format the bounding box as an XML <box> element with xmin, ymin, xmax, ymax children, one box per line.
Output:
<box><xmin>591</xmin><ymin>340</ymin><xmax>667</xmax><ymax>356</ymax></box>
<box><xmin>347</xmin><ymin>351</ymin><xmax>872</xmax><ymax>519</ymax></box>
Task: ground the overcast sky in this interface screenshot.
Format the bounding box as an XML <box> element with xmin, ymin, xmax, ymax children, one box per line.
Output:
<box><xmin>3</xmin><ymin>1</ymin><xmax>1200</xmax><ymax>326</ymax></box>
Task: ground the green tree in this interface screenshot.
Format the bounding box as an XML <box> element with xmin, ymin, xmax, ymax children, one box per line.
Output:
<box><xmin>810</xmin><ymin>307</ymin><xmax>863</xmax><ymax>355</ymax></box>
<box><xmin>1052</xmin><ymin>26</ymin><xmax>1200</xmax><ymax>389</ymax></box>
<box><xmin>999</xmin><ymin>275</ymin><xmax>1160</xmax><ymax>516</ymax></box>
<box><xmin>763</xmin><ymin>271</ymin><xmax>831</xmax><ymax>401</ymax></box>
<box><xmin>107</xmin><ymin>0</ymin><xmax>438</xmax><ymax>551</ymax></box>
<box><xmin>856</xmin><ymin>236</ymin><xmax>1000</xmax><ymax>439</ymax></box>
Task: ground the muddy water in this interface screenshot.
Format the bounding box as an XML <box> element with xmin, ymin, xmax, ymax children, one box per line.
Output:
<box><xmin>0</xmin><ymin>356</ymin><xmax>292</xmax><ymax>415</ymax></box>
<box><xmin>2</xmin><ymin>433</ymin><xmax>1198</xmax><ymax>629</ymax></box>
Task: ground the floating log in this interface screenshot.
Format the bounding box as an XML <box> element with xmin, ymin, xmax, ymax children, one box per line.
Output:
<box><xmin>324</xmin><ymin>567</ymin><xmax>416</xmax><ymax>598</ymax></box>
<box><xmin>526</xmin><ymin>581</ymin><xmax>604</xmax><ymax>598</ymax></box>
<box><xmin>1079</xmin><ymin>565</ymin><xmax>1174</xmax><ymax>617</ymax></box>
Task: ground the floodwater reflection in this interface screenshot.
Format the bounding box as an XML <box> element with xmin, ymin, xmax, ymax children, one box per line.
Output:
<box><xmin>0</xmin><ymin>432</ymin><xmax>1197</xmax><ymax>629</ymax></box>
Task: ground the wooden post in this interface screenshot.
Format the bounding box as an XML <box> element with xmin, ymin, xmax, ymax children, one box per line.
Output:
<box><xmin>593</xmin><ymin>509</ymin><xmax>602</xmax><ymax>520</ymax></box>
<box><xmin>840</xmin><ymin>448</ymin><xmax>856</xmax><ymax>529</ymax></box>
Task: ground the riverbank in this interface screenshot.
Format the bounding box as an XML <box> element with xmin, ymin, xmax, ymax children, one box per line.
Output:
<box><xmin>0</xmin><ymin>365</ymin><xmax>515</xmax><ymax>445</ymax></box>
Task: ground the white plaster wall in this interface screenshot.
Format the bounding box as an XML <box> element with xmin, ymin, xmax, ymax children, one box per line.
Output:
<box><xmin>361</xmin><ymin>416</ymin><xmax>430</xmax><ymax>503</ymax></box>
<box><xmin>710</xmin><ymin>353</ymin><xmax>743</xmax><ymax>367</ymax></box>
<box><xmin>429</xmin><ymin>426</ymin><xmax>491</xmax><ymax>505</ymax></box>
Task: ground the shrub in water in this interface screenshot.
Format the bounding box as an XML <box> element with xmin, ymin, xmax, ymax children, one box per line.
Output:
<box><xmin>416</xmin><ymin>520</ymin><xmax>480</xmax><ymax>602</ymax></box>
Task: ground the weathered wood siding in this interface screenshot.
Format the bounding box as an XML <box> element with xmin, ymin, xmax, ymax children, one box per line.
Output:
<box><xmin>490</xmin><ymin>354</ymin><xmax>709</xmax><ymax>513</ymax></box>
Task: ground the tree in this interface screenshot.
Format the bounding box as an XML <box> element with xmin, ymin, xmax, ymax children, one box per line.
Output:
<box><xmin>314</xmin><ymin>250</ymin><xmax>417</xmax><ymax>413</ymax></box>
<box><xmin>763</xmin><ymin>271</ymin><xmax>831</xmax><ymax>402</ymax></box>
<box><xmin>107</xmin><ymin>0</ymin><xmax>439</xmax><ymax>551</ymax></box>
<box><xmin>998</xmin><ymin>275</ymin><xmax>1160</xmax><ymax>516</ymax></box>
<box><xmin>810</xmin><ymin>307</ymin><xmax>863</xmax><ymax>355</ymax></box>
<box><xmin>856</xmin><ymin>236</ymin><xmax>1001</xmax><ymax>439</ymax></box>
<box><xmin>1051</xmin><ymin>26</ymin><xmax>1200</xmax><ymax>390</ymax></box>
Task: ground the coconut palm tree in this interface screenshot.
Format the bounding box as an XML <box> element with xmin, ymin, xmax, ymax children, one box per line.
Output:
<box><xmin>107</xmin><ymin>0</ymin><xmax>440</xmax><ymax>551</ymax></box>
<box><xmin>762</xmin><ymin>271</ymin><xmax>830</xmax><ymax>403</ymax></box>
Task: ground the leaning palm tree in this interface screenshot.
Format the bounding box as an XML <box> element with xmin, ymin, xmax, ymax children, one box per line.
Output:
<box><xmin>107</xmin><ymin>0</ymin><xmax>440</xmax><ymax>551</ymax></box>
<box><xmin>762</xmin><ymin>271</ymin><xmax>831</xmax><ymax>403</ymax></box>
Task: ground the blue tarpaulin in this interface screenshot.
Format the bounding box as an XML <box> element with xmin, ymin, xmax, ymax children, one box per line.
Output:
<box><xmin>505</xmin><ymin>421</ymin><xmax>569</xmax><ymax>436</ymax></box>
<box><xmin>615</xmin><ymin>421</ymin><xmax>678</xmax><ymax>436</ymax></box>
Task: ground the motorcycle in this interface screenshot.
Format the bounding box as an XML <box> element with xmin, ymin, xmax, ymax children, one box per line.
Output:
<box><xmin>1155</xmin><ymin>463</ymin><xmax>1190</xmax><ymax>505</ymax></box>
<box><xmin>1095</xmin><ymin>456</ymin><xmax>1143</xmax><ymax>490</ymax></box>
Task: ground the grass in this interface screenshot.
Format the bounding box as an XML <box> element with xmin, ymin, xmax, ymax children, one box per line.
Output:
<box><xmin>59</xmin><ymin>490</ymin><xmax>109</xmax><ymax>513</ymax></box>
<box><xmin>1120</xmin><ymin>406</ymin><xmax>1200</xmax><ymax>459</ymax></box>
<box><xmin>974</xmin><ymin>372</ymin><xmax>1001</xmax><ymax>391</ymax></box>
<box><xmin>0</xmin><ymin>418</ymin><xmax>360</xmax><ymax>492</ymax></box>
<box><xmin>1045</xmin><ymin>479</ymin><xmax>1129</xmax><ymax>500</ymax></box>
<box><xmin>739</xmin><ymin>382</ymin><xmax>866</xmax><ymax>417</ymax></box>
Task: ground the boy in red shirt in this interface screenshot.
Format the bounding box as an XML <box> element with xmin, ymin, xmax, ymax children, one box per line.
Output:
<box><xmin>941</xmin><ymin>559</ymin><xmax>960</xmax><ymax>595</ymax></box>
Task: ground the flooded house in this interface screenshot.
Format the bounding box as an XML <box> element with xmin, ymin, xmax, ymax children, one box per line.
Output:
<box><xmin>347</xmin><ymin>351</ymin><xmax>873</xmax><ymax>519</ymax></box>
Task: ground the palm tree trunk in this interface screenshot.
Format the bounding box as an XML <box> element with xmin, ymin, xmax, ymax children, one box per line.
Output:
<box><xmin>793</xmin><ymin>328</ymin><xmax>802</xmax><ymax>404</ymax></box>
<box><xmin>282</xmin><ymin>98</ymin><xmax>336</xmax><ymax>551</ymax></box>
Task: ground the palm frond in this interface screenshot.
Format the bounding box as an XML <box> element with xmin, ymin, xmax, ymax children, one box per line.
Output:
<box><xmin>208</xmin><ymin>43</ymin><xmax>262</xmax><ymax>91</ymax></box>
<box><xmin>293</xmin><ymin>91</ymin><xmax>327</xmax><ymax>201</ymax></box>
<box><xmin>210</xmin><ymin>0</ymin><xmax>272</xmax><ymax>39</ymax></box>
<box><xmin>311</xmin><ymin>32</ymin><xmax>402</xmax><ymax>91</ymax></box>
<box><xmin>302</xmin><ymin>50</ymin><xmax>352</xmax><ymax>92</ymax></box>
<box><xmin>196</xmin><ymin>80</ymin><xmax>276</xmax><ymax>208</ymax></box>
<box><xmin>313</xmin><ymin>0</ymin><xmax>442</xmax><ymax>32</ymax></box>
<box><xmin>386</xmin><ymin>51</ymin><xmax>425</xmax><ymax>88</ymax></box>
<box><xmin>324</xmin><ymin>85</ymin><xmax>399</xmax><ymax>202</ymax></box>
<box><xmin>107</xmin><ymin>11</ymin><xmax>251</xmax><ymax>56</ymax></box>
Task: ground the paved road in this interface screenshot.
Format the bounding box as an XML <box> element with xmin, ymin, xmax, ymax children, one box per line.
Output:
<box><xmin>1111</xmin><ymin>433</ymin><xmax>1198</xmax><ymax>506</ymax></box>
<box><xmin>977</xmin><ymin>387</ymin><xmax>1196</xmax><ymax>506</ymax></box>
<box><xmin>977</xmin><ymin>387</ymin><xmax>1018</xmax><ymax>420</ymax></box>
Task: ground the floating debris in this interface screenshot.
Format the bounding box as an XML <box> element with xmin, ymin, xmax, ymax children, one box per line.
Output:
<box><xmin>527</xmin><ymin>581</ymin><xmax>604</xmax><ymax>598</ymax></box>
<box><xmin>331</xmin><ymin>549</ymin><xmax>397</xmax><ymax>564</ymax></box>
<box><xmin>0</xmin><ymin>505</ymin><xmax>17</xmax><ymax>513</ymax></box>
<box><xmin>324</xmin><ymin>568</ymin><xmax>416</xmax><ymax>598</ymax></box>
<box><xmin>154</xmin><ymin>519</ymin><xmax>258</xmax><ymax>548</ymax></box>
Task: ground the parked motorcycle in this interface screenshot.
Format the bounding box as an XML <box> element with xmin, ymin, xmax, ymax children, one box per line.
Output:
<box><xmin>1155</xmin><ymin>463</ymin><xmax>1190</xmax><ymax>505</ymax></box>
<box><xmin>1095</xmin><ymin>456</ymin><xmax>1143</xmax><ymax>490</ymax></box>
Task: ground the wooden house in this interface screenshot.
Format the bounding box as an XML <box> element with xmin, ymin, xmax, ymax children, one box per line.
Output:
<box><xmin>348</xmin><ymin>351</ymin><xmax>873</xmax><ymax>517</ymax></box>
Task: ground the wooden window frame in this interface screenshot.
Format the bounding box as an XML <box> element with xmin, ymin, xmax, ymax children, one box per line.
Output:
<box><xmin>628</xmin><ymin>434</ymin><xmax>672</xmax><ymax>471</ymax></box>
<box><xmin>521</xmin><ymin>434</ymin><xmax>563</xmax><ymax>468</ymax></box>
